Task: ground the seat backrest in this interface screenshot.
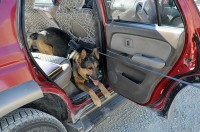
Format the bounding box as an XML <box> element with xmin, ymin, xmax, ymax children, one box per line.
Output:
<box><xmin>56</xmin><ymin>0</ymin><xmax>97</xmax><ymax>44</ymax></box>
<box><xmin>25</xmin><ymin>0</ymin><xmax>60</xmax><ymax>33</ymax></box>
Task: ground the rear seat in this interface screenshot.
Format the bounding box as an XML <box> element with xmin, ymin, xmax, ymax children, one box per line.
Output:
<box><xmin>32</xmin><ymin>52</ymin><xmax>102</xmax><ymax>102</ymax></box>
<box><xmin>25</xmin><ymin>0</ymin><xmax>60</xmax><ymax>34</ymax></box>
<box><xmin>32</xmin><ymin>53</ymin><xmax>71</xmax><ymax>89</ymax></box>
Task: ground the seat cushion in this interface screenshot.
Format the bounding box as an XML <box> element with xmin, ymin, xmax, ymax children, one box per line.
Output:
<box><xmin>34</xmin><ymin>58</ymin><xmax>63</xmax><ymax>79</ymax></box>
<box><xmin>32</xmin><ymin>53</ymin><xmax>72</xmax><ymax>89</ymax></box>
<box><xmin>32</xmin><ymin>52</ymin><xmax>67</xmax><ymax>64</ymax></box>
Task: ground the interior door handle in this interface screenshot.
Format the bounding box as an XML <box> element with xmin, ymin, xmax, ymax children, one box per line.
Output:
<box><xmin>131</xmin><ymin>54</ymin><xmax>165</xmax><ymax>69</ymax></box>
<box><xmin>124</xmin><ymin>39</ymin><xmax>133</xmax><ymax>48</ymax></box>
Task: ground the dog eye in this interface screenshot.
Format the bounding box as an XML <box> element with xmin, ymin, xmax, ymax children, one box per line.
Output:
<box><xmin>88</xmin><ymin>67</ymin><xmax>93</xmax><ymax>70</ymax></box>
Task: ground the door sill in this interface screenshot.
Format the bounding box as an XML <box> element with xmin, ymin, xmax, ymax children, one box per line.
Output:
<box><xmin>65</xmin><ymin>93</ymin><xmax>126</xmax><ymax>132</ymax></box>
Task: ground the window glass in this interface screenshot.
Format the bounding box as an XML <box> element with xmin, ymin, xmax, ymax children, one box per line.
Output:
<box><xmin>35</xmin><ymin>0</ymin><xmax>52</xmax><ymax>4</ymax></box>
<box><xmin>158</xmin><ymin>0</ymin><xmax>184</xmax><ymax>28</ymax></box>
<box><xmin>34</xmin><ymin>0</ymin><xmax>53</xmax><ymax>10</ymax></box>
<box><xmin>194</xmin><ymin>0</ymin><xmax>200</xmax><ymax>12</ymax></box>
<box><xmin>105</xmin><ymin>0</ymin><xmax>184</xmax><ymax>28</ymax></box>
<box><xmin>107</xmin><ymin>0</ymin><xmax>157</xmax><ymax>24</ymax></box>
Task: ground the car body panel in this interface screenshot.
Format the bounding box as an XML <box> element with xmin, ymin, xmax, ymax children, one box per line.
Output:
<box><xmin>0</xmin><ymin>0</ymin><xmax>34</xmax><ymax>91</ymax></box>
<box><xmin>0</xmin><ymin>80</ymin><xmax>43</xmax><ymax>118</ymax></box>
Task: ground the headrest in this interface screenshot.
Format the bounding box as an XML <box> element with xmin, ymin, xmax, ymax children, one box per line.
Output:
<box><xmin>59</xmin><ymin>0</ymin><xmax>85</xmax><ymax>10</ymax></box>
<box><xmin>25</xmin><ymin>0</ymin><xmax>35</xmax><ymax>10</ymax></box>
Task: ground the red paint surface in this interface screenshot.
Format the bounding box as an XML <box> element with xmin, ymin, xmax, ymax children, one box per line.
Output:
<box><xmin>0</xmin><ymin>0</ymin><xmax>34</xmax><ymax>91</ymax></box>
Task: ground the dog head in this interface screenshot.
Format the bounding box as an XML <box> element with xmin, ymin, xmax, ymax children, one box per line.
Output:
<box><xmin>27</xmin><ymin>33</ymin><xmax>38</xmax><ymax>49</ymax></box>
<box><xmin>76</xmin><ymin>48</ymin><xmax>100</xmax><ymax>86</ymax></box>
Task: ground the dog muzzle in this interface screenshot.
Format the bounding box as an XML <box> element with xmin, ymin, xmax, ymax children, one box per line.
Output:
<box><xmin>89</xmin><ymin>76</ymin><xmax>99</xmax><ymax>86</ymax></box>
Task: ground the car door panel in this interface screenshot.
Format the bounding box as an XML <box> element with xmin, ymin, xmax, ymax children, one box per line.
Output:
<box><xmin>110</xmin><ymin>33</ymin><xmax>171</xmax><ymax>61</ymax></box>
<box><xmin>131</xmin><ymin>54</ymin><xmax>165</xmax><ymax>69</ymax></box>
<box><xmin>106</xmin><ymin>22</ymin><xmax>185</xmax><ymax>104</ymax></box>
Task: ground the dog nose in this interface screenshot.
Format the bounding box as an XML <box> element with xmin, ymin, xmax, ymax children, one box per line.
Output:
<box><xmin>98</xmin><ymin>70</ymin><xmax>103</xmax><ymax>79</ymax></box>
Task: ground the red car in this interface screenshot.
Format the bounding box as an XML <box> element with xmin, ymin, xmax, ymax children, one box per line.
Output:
<box><xmin>0</xmin><ymin>0</ymin><xmax>200</xmax><ymax>131</ymax></box>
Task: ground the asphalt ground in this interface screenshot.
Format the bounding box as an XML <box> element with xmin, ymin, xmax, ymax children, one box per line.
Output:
<box><xmin>90</xmin><ymin>85</ymin><xmax>200</xmax><ymax>132</ymax></box>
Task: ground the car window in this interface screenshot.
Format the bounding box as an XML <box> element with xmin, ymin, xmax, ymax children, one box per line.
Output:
<box><xmin>106</xmin><ymin>0</ymin><xmax>157</xmax><ymax>24</ymax></box>
<box><xmin>35</xmin><ymin>0</ymin><xmax>52</xmax><ymax>4</ymax></box>
<box><xmin>194</xmin><ymin>0</ymin><xmax>200</xmax><ymax>12</ymax></box>
<box><xmin>105</xmin><ymin>0</ymin><xmax>184</xmax><ymax>28</ymax></box>
<box><xmin>158</xmin><ymin>0</ymin><xmax>184</xmax><ymax>28</ymax></box>
<box><xmin>34</xmin><ymin>0</ymin><xmax>53</xmax><ymax>10</ymax></box>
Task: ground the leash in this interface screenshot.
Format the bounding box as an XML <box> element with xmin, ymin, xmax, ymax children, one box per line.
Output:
<box><xmin>98</xmin><ymin>51</ymin><xmax>200</xmax><ymax>88</ymax></box>
<box><xmin>67</xmin><ymin>40</ymin><xmax>200</xmax><ymax>89</ymax></box>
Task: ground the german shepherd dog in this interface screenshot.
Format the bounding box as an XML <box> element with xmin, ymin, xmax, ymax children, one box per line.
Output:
<box><xmin>28</xmin><ymin>27</ymin><xmax>70</xmax><ymax>57</ymax></box>
<box><xmin>71</xmin><ymin>49</ymin><xmax>111</xmax><ymax>107</ymax></box>
<box><xmin>28</xmin><ymin>27</ymin><xmax>110</xmax><ymax>106</ymax></box>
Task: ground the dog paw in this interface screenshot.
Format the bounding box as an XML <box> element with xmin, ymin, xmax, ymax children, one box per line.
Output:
<box><xmin>93</xmin><ymin>98</ymin><xmax>101</xmax><ymax>107</ymax></box>
<box><xmin>89</xmin><ymin>90</ymin><xmax>102</xmax><ymax>107</ymax></box>
<box><xmin>102</xmin><ymin>91</ymin><xmax>111</xmax><ymax>99</ymax></box>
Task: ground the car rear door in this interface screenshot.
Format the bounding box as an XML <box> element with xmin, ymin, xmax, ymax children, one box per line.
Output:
<box><xmin>102</xmin><ymin>0</ymin><xmax>199</xmax><ymax>105</ymax></box>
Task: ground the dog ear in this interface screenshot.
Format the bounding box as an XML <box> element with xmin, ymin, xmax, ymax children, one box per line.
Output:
<box><xmin>77</xmin><ymin>49</ymin><xmax>87</xmax><ymax>66</ymax></box>
<box><xmin>91</xmin><ymin>48</ymin><xmax>99</xmax><ymax>60</ymax></box>
<box><xmin>80</xmin><ymin>49</ymin><xmax>87</xmax><ymax>60</ymax></box>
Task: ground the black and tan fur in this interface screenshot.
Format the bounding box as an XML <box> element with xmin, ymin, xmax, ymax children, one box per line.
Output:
<box><xmin>71</xmin><ymin>49</ymin><xmax>111</xmax><ymax>107</ymax></box>
<box><xmin>28</xmin><ymin>27</ymin><xmax>70</xmax><ymax>57</ymax></box>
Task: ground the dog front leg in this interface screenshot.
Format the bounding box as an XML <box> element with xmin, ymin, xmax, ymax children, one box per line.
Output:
<box><xmin>98</xmin><ymin>82</ymin><xmax>111</xmax><ymax>99</ymax></box>
<box><xmin>77</xmin><ymin>84</ymin><xmax>101</xmax><ymax>107</ymax></box>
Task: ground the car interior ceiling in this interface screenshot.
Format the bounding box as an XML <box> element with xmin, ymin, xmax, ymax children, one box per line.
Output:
<box><xmin>24</xmin><ymin>0</ymin><xmax>104</xmax><ymax>105</ymax></box>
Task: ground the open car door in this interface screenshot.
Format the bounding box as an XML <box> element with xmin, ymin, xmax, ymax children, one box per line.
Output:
<box><xmin>102</xmin><ymin>0</ymin><xmax>200</xmax><ymax>108</ymax></box>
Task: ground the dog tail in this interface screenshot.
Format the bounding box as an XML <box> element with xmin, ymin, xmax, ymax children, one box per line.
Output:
<box><xmin>29</xmin><ymin>33</ymin><xmax>38</xmax><ymax>40</ymax></box>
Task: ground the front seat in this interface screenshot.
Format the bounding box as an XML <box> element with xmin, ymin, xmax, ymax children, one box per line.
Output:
<box><xmin>24</xmin><ymin>0</ymin><xmax>60</xmax><ymax>34</ymax></box>
<box><xmin>55</xmin><ymin>0</ymin><xmax>97</xmax><ymax>45</ymax></box>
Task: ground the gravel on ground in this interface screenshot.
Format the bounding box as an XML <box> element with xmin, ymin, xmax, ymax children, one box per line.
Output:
<box><xmin>91</xmin><ymin>85</ymin><xmax>200</xmax><ymax>132</ymax></box>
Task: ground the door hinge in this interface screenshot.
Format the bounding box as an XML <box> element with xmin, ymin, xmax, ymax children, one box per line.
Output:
<box><xmin>194</xmin><ymin>33</ymin><xmax>200</xmax><ymax>68</ymax></box>
<box><xmin>194</xmin><ymin>33</ymin><xmax>200</xmax><ymax>44</ymax></box>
